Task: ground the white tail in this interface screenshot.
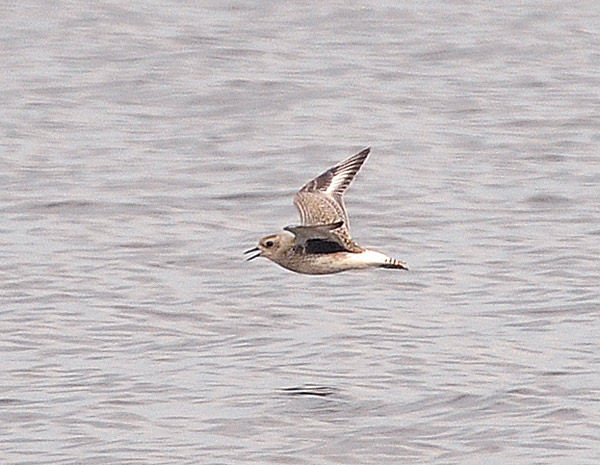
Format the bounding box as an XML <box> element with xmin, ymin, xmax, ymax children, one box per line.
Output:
<box><xmin>347</xmin><ymin>250</ymin><xmax>408</xmax><ymax>270</ymax></box>
<box><xmin>380</xmin><ymin>256</ymin><xmax>409</xmax><ymax>270</ymax></box>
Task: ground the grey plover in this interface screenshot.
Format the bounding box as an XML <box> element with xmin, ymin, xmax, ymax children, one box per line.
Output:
<box><xmin>244</xmin><ymin>148</ymin><xmax>408</xmax><ymax>274</ymax></box>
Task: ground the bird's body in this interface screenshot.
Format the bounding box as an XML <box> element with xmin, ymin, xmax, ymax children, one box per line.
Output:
<box><xmin>245</xmin><ymin>148</ymin><xmax>408</xmax><ymax>274</ymax></box>
<box><xmin>273</xmin><ymin>246</ymin><xmax>407</xmax><ymax>275</ymax></box>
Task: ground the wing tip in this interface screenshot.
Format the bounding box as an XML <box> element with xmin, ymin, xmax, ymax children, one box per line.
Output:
<box><xmin>343</xmin><ymin>146</ymin><xmax>371</xmax><ymax>168</ymax></box>
<box><xmin>296</xmin><ymin>146</ymin><xmax>372</xmax><ymax>196</ymax></box>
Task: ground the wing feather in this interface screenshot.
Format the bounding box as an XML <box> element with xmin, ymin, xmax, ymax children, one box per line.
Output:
<box><xmin>284</xmin><ymin>221</ymin><xmax>362</xmax><ymax>253</ymax></box>
<box><xmin>291</xmin><ymin>148</ymin><xmax>370</xmax><ymax>253</ymax></box>
<box><xmin>298</xmin><ymin>147</ymin><xmax>370</xmax><ymax>198</ymax></box>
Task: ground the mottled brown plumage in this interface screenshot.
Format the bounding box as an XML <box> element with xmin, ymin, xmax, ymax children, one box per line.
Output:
<box><xmin>293</xmin><ymin>148</ymin><xmax>370</xmax><ymax>252</ymax></box>
<box><xmin>245</xmin><ymin>148</ymin><xmax>408</xmax><ymax>274</ymax></box>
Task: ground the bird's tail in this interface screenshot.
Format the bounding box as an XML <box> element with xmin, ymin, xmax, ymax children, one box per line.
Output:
<box><xmin>348</xmin><ymin>250</ymin><xmax>409</xmax><ymax>271</ymax></box>
<box><xmin>379</xmin><ymin>256</ymin><xmax>409</xmax><ymax>270</ymax></box>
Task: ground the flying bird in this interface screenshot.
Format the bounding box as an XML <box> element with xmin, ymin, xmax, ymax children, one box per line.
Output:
<box><xmin>244</xmin><ymin>148</ymin><xmax>408</xmax><ymax>274</ymax></box>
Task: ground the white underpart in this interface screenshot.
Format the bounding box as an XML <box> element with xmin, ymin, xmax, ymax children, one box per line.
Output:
<box><xmin>346</xmin><ymin>249</ymin><xmax>391</xmax><ymax>268</ymax></box>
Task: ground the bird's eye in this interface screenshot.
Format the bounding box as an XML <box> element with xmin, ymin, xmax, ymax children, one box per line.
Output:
<box><xmin>265</xmin><ymin>240</ymin><xmax>274</xmax><ymax>247</ymax></box>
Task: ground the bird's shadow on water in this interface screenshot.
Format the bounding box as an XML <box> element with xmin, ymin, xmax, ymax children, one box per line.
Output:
<box><xmin>277</xmin><ymin>384</ymin><xmax>353</xmax><ymax>417</ymax></box>
<box><xmin>280</xmin><ymin>385</ymin><xmax>338</xmax><ymax>398</ymax></box>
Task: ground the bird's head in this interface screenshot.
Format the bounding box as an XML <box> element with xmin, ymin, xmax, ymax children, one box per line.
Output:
<box><xmin>244</xmin><ymin>232</ymin><xmax>295</xmax><ymax>262</ymax></box>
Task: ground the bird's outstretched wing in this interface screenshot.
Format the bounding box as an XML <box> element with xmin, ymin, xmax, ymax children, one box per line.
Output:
<box><xmin>292</xmin><ymin>148</ymin><xmax>370</xmax><ymax>253</ymax></box>
<box><xmin>284</xmin><ymin>222</ymin><xmax>350</xmax><ymax>254</ymax></box>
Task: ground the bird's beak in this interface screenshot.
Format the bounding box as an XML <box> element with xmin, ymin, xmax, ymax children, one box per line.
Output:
<box><xmin>244</xmin><ymin>247</ymin><xmax>260</xmax><ymax>261</ymax></box>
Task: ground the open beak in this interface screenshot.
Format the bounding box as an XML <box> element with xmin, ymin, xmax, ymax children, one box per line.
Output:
<box><xmin>244</xmin><ymin>247</ymin><xmax>260</xmax><ymax>261</ymax></box>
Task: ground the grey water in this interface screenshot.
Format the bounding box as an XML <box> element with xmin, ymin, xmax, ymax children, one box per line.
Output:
<box><xmin>1</xmin><ymin>1</ymin><xmax>600</xmax><ymax>463</ymax></box>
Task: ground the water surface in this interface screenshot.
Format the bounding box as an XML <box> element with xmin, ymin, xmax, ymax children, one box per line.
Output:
<box><xmin>1</xmin><ymin>1</ymin><xmax>599</xmax><ymax>463</ymax></box>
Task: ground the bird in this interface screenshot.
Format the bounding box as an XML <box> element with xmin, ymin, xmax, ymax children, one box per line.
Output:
<box><xmin>244</xmin><ymin>147</ymin><xmax>408</xmax><ymax>274</ymax></box>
